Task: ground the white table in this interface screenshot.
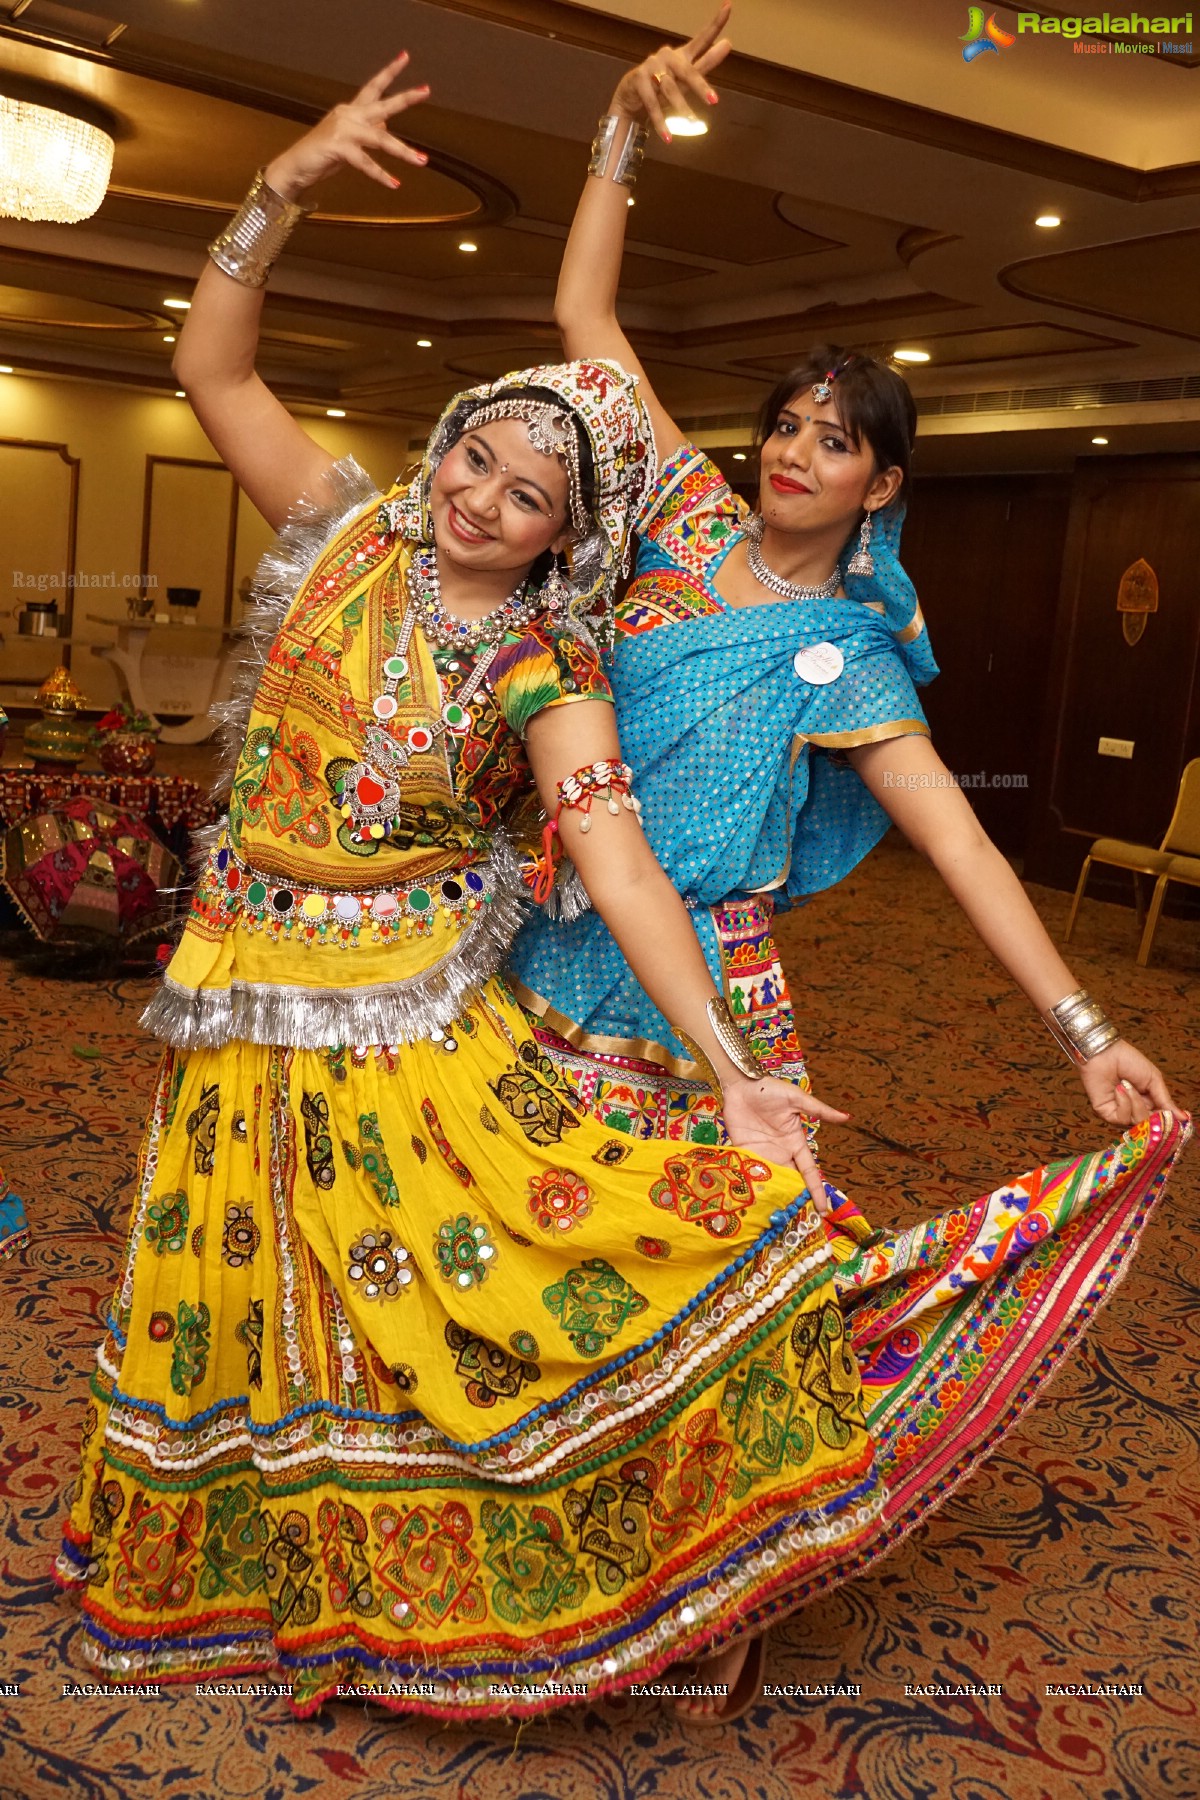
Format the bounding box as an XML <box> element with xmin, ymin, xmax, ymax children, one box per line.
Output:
<box><xmin>88</xmin><ymin>614</ymin><xmax>242</xmax><ymax>745</ymax></box>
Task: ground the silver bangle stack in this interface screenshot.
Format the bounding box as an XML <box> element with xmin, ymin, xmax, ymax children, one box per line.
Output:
<box><xmin>1042</xmin><ymin>989</ymin><xmax>1120</xmax><ymax>1065</ymax></box>
<box><xmin>589</xmin><ymin>113</ymin><xmax>649</xmax><ymax>188</ymax></box>
<box><xmin>208</xmin><ymin>169</ymin><xmax>314</xmax><ymax>289</ymax></box>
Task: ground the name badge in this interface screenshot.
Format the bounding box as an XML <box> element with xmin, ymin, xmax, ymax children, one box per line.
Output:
<box><xmin>793</xmin><ymin>643</ymin><xmax>844</xmax><ymax>686</ymax></box>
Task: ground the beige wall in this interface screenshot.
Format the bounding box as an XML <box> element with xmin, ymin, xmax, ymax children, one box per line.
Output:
<box><xmin>0</xmin><ymin>371</ymin><xmax>413</xmax><ymax>714</ymax></box>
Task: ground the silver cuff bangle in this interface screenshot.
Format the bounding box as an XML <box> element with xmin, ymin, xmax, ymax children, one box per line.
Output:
<box><xmin>1043</xmin><ymin>988</ymin><xmax>1120</xmax><ymax>1065</ymax></box>
<box><xmin>589</xmin><ymin>114</ymin><xmax>649</xmax><ymax>187</ymax></box>
<box><xmin>208</xmin><ymin>169</ymin><xmax>314</xmax><ymax>289</ymax></box>
<box><xmin>706</xmin><ymin>996</ymin><xmax>762</xmax><ymax>1080</ymax></box>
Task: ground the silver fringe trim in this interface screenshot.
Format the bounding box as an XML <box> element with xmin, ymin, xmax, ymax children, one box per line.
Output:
<box><xmin>209</xmin><ymin>456</ymin><xmax>383</xmax><ymax>804</ymax></box>
<box><xmin>543</xmin><ymin>858</ymin><xmax>592</xmax><ymax>922</ymax></box>
<box><xmin>141</xmin><ymin>833</ymin><xmax>530</xmax><ymax>1051</ymax></box>
<box><xmin>188</xmin><ymin>815</ymin><xmax>226</xmax><ymax>877</ymax></box>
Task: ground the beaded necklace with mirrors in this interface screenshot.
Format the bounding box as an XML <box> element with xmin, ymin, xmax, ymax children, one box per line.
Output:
<box><xmin>334</xmin><ymin>546</ymin><xmax>541</xmax><ymax>845</ymax></box>
<box><xmin>336</xmin><ymin>397</ymin><xmax>583</xmax><ymax>845</ymax></box>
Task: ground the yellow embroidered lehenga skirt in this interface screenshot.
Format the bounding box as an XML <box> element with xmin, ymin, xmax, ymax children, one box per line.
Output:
<box><xmin>56</xmin><ymin>971</ymin><xmax>902</xmax><ymax>1718</ymax></box>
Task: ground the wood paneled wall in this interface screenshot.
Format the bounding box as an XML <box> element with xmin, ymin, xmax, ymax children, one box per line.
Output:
<box><xmin>1024</xmin><ymin>454</ymin><xmax>1200</xmax><ymax>895</ymax></box>
<box><xmin>902</xmin><ymin>474</ymin><xmax>1072</xmax><ymax>854</ymax></box>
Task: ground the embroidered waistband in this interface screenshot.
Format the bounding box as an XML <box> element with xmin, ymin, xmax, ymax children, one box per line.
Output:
<box><xmin>199</xmin><ymin>840</ymin><xmax>494</xmax><ymax>947</ymax></box>
<box><xmin>144</xmin><ymin>833</ymin><xmax>530</xmax><ymax>1050</ymax></box>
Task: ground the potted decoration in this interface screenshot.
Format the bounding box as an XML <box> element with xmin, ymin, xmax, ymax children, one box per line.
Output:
<box><xmin>24</xmin><ymin>666</ymin><xmax>94</xmax><ymax>773</ymax></box>
<box><xmin>95</xmin><ymin>703</ymin><xmax>161</xmax><ymax>776</ymax></box>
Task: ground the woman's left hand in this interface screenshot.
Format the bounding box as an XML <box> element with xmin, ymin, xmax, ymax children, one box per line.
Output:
<box><xmin>1079</xmin><ymin>1038</ymin><xmax>1178</xmax><ymax>1126</ymax></box>
<box><xmin>721</xmin><ymin>1074</ymin><xmax>850</xmax><ymax>1212</ymax></box>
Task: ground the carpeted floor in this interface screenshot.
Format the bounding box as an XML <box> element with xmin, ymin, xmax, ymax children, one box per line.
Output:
<box><xmin>2</xmin><ymin>833</ymin><xmax>1198</xmax><ymax>1800</ymax></box>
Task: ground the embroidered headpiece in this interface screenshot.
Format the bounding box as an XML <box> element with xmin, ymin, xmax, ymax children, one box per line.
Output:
<box><xmin>379</xmin><ymin>358</ymin><xmax>656</xmax><ymax>649</ymax></box>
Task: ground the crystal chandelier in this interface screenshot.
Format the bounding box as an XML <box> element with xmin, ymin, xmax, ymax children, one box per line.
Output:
<box><xmin>0</xmin><ymin>90</ymin><xmax>115</xmax><ymax>224</ymax></box>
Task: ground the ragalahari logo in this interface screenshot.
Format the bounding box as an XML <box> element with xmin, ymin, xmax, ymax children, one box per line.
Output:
<box><xmin>961</xmin><ymin>7</ymin><xmax>1018</xmax><ymax>58</ymax></box>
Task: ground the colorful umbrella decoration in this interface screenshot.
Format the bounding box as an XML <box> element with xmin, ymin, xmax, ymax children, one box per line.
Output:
<box><xmin>0</xmin><ymin>796</ymin><xmax>182</xmax><ymax>944</ymax></box>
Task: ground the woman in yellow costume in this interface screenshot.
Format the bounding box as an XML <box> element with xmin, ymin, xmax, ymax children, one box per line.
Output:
<box><xmin>55</xmin><ymin>52</ymin><xmax>869</xmax><ymax>1721</ymax></box>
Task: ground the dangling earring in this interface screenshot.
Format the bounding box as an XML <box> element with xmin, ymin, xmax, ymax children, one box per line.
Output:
<box><xmin>846</xmin><ymin>509</ymin><xmax>875</xmax><ymax>578</ymax></box>
<box><xmin>542</xmin><ymin>550</ymin><xmax>571</xmax><ymax>614</ymax></box>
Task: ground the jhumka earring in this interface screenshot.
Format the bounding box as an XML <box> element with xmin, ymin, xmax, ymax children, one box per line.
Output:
<box><xmin>542</xmin><ymin>551</ymin><xmax>572</xmax><ymax>614</ymax></box>
<box><xmin>846</xmin><ymin>509</ymin><xmax>875</xmax><ymax>578</ymax></box>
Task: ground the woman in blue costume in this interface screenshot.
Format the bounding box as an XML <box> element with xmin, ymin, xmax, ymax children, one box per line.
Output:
<box><xmin>510</xmin><ymin>7</ymin><xmax>1189</xmax><ymax>1718</ymax></box>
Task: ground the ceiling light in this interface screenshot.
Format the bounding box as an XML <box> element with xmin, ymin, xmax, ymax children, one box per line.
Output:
<box><xmin>1092</xmin><ymin>436</ymin><xmax>1109</xmax><ymax>445</ymax></box>
<box><xmin>416</xmin><ymin>337</ymin><xmax>432</xmax><ymax>348</ymax></box>
<box><xmin>163</xmin><ymin>334</ymin><xmax>176</xmax><ymax>344</ymax></box>
<box><xmin>458</xmin><ymin>240</ymin><xmax>477</xmax><ymax>253</ymax></box>
<box><xmin>0</xmin><ymin>364</ymin><xmax>12</xmax><ymax>373</ymax></box>
<box><xmin>163</xmin><ymin>297</ymin><xmax>191</xmax><ymax>310</ymax></box>
<box><xmin>174</xmin><ymin>389</ymin><xmax>185</xmax><ymax>397</ymax></box>
<box><xmin>732</xmin><ymin>452</ymin><xmax>747</xmax><ymax>462</ymax></box>
<box><xmin>0</xmin><ymin>89</ymin><xmax>114</xmax><ymax>223</ymax></box>
<box><xmin>326</xmin><ymin>408</ymin><xmax>346</xmax><ymax>418</ymax></box>
<box><xmin>1035</xmin><ymin>213</ymin><xmax>1061</xmax><ymax>228</ymax></box>
<box><xmin>664</xmin><ymin>115</ymin><xmax>708</xmax><ymax>137</ymax></box>
<box><xmin>627</xmin><ymin>196</ymin><xmax>635</xmax><ymax>207</ymax></box>
<box><xmin>893</xmin><ymin>348</ymin><xmax>930</xmax><ymax>364</ymax></box>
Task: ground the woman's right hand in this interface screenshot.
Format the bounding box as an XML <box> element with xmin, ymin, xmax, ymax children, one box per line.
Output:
<box><xmin>721</xmin><ymin>1073</ymin><xmax>850</xmax><ymax>1213</ymax></box>
<box><xmin>264</xmin><ymin>52</ymin><xmax>431</xmax><ymax>202</ymax></box>
<box><xmin>610</xmin><ymin>2</ymin><xmax>733</xmax><ymax>141</ymax></box>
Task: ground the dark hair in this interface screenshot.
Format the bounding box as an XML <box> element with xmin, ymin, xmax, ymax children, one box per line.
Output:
<box><xmin>754</xmin><ymin>345</ymin><xmax>917</xmax><ymax>507</ymax></box>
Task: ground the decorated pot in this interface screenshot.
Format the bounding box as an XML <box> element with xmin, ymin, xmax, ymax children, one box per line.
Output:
<box><xmin>25</xmin><ymin>714</ymin><xmax>94</xmax><ymax>773</ymax></box>
<box><xmin>98</xmin><ymin>731</ymin><xmax>157</xmax><ymax>777</ymax></box>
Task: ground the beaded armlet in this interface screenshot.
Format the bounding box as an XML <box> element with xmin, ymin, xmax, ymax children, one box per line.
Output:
<box><xmin>524</xmin><ymin>759</ymin><xmax>642</xmax><ymax>904</ymax></box>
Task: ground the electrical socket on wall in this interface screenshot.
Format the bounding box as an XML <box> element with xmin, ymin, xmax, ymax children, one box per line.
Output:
<box><xmin>1098</xmin><ymin>737</ymin><xmax>1134</xmax><ymax>759</ymax></box>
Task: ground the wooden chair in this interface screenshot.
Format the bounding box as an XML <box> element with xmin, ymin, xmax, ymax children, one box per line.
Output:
<box><xmin>1139</xmin><ymin>848</ymin><xmax>1200</xmax><ymax>966</ymax></box>
<box><xmin>1063</xmin><ymin>758</ymin><xmax>1200</xmax><ymax>965</ymax></box>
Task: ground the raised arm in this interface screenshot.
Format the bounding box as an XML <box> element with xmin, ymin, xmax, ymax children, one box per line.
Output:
<box><xmin>849</xmin><ymin>732</ymin><xmax>1178</xmax><ymax>1126</ymax></box>
<box><xmin>173</xmin><ymin>53</ymin><xmax>429</xmax><ymax>528</ymax></box>
<box><xmin>555</xmin><ymin>5</ymin><xmax>732</xmax><ymax>467</ymax></box>
<box><xmin>525</xmin><ymin>697</ymin><xmax>850</xmax><ymax>1201</ymax></box>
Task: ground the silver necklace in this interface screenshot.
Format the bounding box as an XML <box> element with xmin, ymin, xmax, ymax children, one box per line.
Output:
<box><xmin>406</xmin><ymin>545</ymin><xmax>541</xmax><ymax>650</ymax></box>
<box><xmin>744</xmin><ymin>515</ymin><xmax>841</xmax><ymax>603</ymax></box>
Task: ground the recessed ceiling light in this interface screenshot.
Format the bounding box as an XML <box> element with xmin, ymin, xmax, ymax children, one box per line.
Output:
<box><xmin>1035</xmin><ymin>213</ymin><xmax>1061</xmax><ymax>228</ymax></box>
<box><xmin>163</xmin><ymin>334</ymin><xmax>176</xmax><ymax>344</ymax></box>
<box><xmin>163</xmin><ymin>297</ymin><xmax>191</xmax><ymax>309</ymax></box>
<box><xmin>416</xmin><ymin>337</ymin><xmax>432</xmax><ymax>348</ymax></box>
<box><xmin>1092</xmin><ymin>435</ymin><xmax>1109</xmax><ymax>445</ymax></box>
<box><xmin>0</xmin><ymin>365</ymin><xmax>12</xmax><ymax>374</ymax></box>
<box><xmin>174</xmin><ymin>389</ymin><xmax>185</xmax><ymax>397</ymax></box>
<box><xmin>732</xmin><ymin>452</ymin><xmax>747</xmax><ymax>462</ymax></box>
<box><xmin>458</xmin><ymin>240</ymin><xmax>477</xmax><ymax>253</ymax></box>
<box><xmin>893</xmin><ymin>348</ymin><xmax>930</xmax><ymax>364</ymax></box>
<box><xmin>327</xmin><ymin>408</ymin><xmax>346</xmax><ymax>418</ymax></box>
<box><xmin>664</xmin><ymin>115</ymin><xmax>708</xmax><ymax>137</ymax></box>
<box><xmin>627</xmin><ymin>196</ymin><xmax>635</xmax><ymax>207</ymax></box>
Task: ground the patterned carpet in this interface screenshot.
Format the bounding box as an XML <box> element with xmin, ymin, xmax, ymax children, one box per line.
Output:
<box><xmin>2</xmin><ymin>833</ymin><xmax>1198</xmax><ymax>1800</ymax></box>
